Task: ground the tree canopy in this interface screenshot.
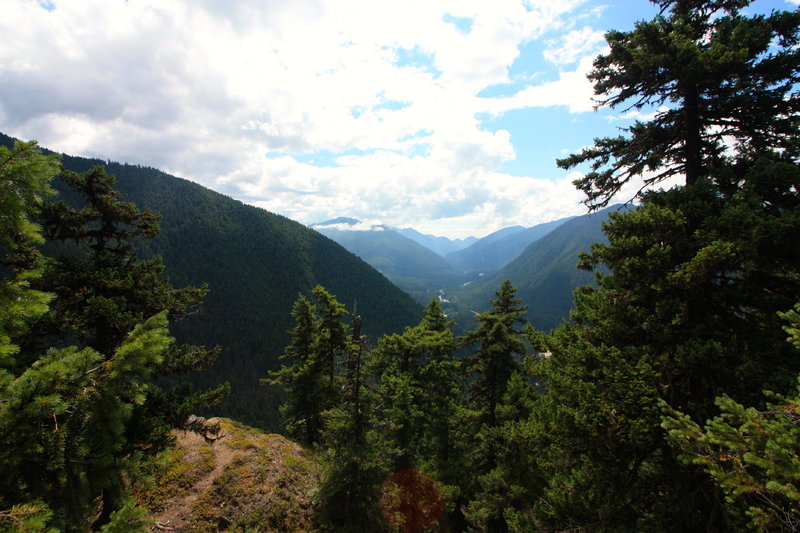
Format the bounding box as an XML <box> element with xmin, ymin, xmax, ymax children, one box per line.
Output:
<box><xmin>558</xmin><ymin>0</ymin><xmax>800</xmax><ymax>209</ymax></box>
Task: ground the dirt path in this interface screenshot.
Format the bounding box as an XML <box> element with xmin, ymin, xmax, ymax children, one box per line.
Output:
<box><xmin>148</xmin><ymin>430</ymin><xmax>241</xmax><ymax>531</ymax></box>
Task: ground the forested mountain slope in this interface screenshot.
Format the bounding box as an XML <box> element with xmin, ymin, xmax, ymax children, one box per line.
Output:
<box><xmin>453</xmin><ymin>205</ymin><xmax>625</xmax><ymax>331</ymax></box>
<box><xmin>312</xmin><ymin>219</ymin><xmax>466</xmax><ymax>301</ymax></box>
<box><xmin>445</xmin><ymin>216</ymin><xmax>575</xmax><ymax>273</ymax></box>
<box><xmin>1</xmin><ymin>133</ymin><xmax>421</xmax><ymax>430</ymax></box>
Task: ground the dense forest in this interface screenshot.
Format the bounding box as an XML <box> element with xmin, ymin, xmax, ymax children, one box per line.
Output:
<box><xmin>2</xmin><ymin>0</ymin><xmax>800</xmax><ymax>531</ymax></box>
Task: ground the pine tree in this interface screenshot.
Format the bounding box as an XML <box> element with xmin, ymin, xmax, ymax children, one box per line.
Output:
<box><xmin>663</xmin><ymin>303</ymin><xmax>800</xmax><ymax>531</ymax></box>
<box><xmin>0</xmin><ymin>141</ymin><xmax>59</xmax><ymax>358</ymax></box>
<box><xmin>312</xmin><ymin>285</ymin><xmax>352</xmax><ymax>389</ymax></box>
<box><xmin>558</xmin><ymin>0</ymin><xmax>800</xmax><ymax>209</ymax></box>
<box><xmin>365</xmin><ymin>299</ymin><xmax>459</xmax><ymax>532</ymax></box>
<box><xmin>464</xmin><ymin>370</ymin><xmax>539</xmax><ymax>533</ymax></box>
<box><xmin>369</xmin><ymin>299</ymin><xmax>459</xmax><ymax>469</ymax></box>
<box><xmin>463</xmin><ymin>280</ymin><xmax>527</xmax><ymax>428</ymax></box>
<box><xmin>267</xmin><ymin>286</ymin><xmax>354</xmax><ymax>447</ymax></box>
<box><xmin>459</xmin><ymin>281</ymin><xmax>528</xmax><ymax>532</ymax></box>
<box><xmin>0</xmin><ymin>150</ymin><xmax>226</xmax><ymax>530</ymax></box>
<box><xmin>1</xmin><ymin>313</ymin><xmax>172</xmax><ymax>530</ymax></box>
<box><xmin>266</xmin><ymin>294</ymin><xmax>330</xmax><ymax>446</ymax></box>
<box><xmin>28</xmin><ymin>166</ymin><xmax>210</xmax><ymax>358</ymax></box>
<box><xmin>314</xmin><ymin>299</ymin><xmax>389</xmax><ymax>532</ymax></box>
<box><xmin>518</xmin><ymin>1</ymin><xmax>800</xmax><ymax>530</ymax></box>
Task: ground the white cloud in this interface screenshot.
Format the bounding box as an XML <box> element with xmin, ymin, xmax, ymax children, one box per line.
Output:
<box><xmin>313</xmin><ymin>219</ymin><xmax>387</xmax><ymax>231</ymax></box>
<box><xmin>482</xmin><ymin>54</ymin><xmax>600</xmax><ymax>114</ymax></box>
<box><xmin>0</xmin><ymin>0</ymin><xmax>618</xmax><ymax>238</ymax></box>
<box><xmin>544</xmin><ymin>26</ymin><xmax>606</xmax><ymax>65</ymax></box>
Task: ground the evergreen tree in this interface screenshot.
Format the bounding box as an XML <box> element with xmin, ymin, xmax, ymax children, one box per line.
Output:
<box><xmin>459</xmin><ymin>281</ymin><xmax>528</xmax><ymax>532</ymax></box>
<box><xmin>416</xmin><ymin>300</ymin><xmax>460</xmax><ymax>482</ymax></box>
<box><xmin>558</xmin><ymin>0</ymin><xmax>800</xmax><ymax>209</ymax></box>
<box><xmin>526</xmin><ymin>1</ymin><xmax>800</xmax><ymax>530</ymax></box>
<box><xmin>367</xmin><ymin>299</ymin><xmax>460</xmax><ymax>532</ymax></box>
<box><xmin>663</xmin><ymin>303</ymin><xmax>800</xmax><ymax>531</ymax></box>
<box><xmin>266</xmin><ymin>294</ymin><xmax>330</xmax><ymax>446</ymax></box>
<box><xmin>312</xmin><ymin>284</ymin><xmax>352</xmax><ymax>388</ymax></box>
<box><xmin>0</xmin><ymin>141</ymin><xmax>59</xmax><ymax>358</ymax></box>
<box><xmin>462</xmin><ymin>280</ymin><xmax>527</xmax><ymax>428</ymax></box>
<box><xmin>528</xmin><ymin>131</ymin><xmax>800</xmax><ymax>533</ymax></box>
<box><xmin>464</xmin><ymin>370</ymin><xmax>539</xmax><ymax>533</ymax></box>
<box><xmin>267</xmin><ymin>286</ymin><xmax>354</xmax><ymax>447</ymax></box>
<box><xmin>314</xmin><ymin>300</ymin><xmax>389</xmax><ymax>532</ymax></box>
<box><xmin>0</xmin><ymin>150</ymin><xmax>226</xmax><ymax>530</ymax></box>
<box><xmin>370</xmin><ymin>299</ymin><xmax>458</xmax><ymax>471</ymax></box>
<box><xmin>28</xmin><ymin>166</ymin><xmax>210</xmax><ymax>357</ymax></box>
<box><xmin>1</xmin><ymin>313</ymin><xmax>172</xmax><ymax>531</ymax></box>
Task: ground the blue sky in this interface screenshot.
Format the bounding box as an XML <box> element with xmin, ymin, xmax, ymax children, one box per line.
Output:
<box><xmin>0</xmin><ymin>0</ymin><xmax>795</xmax><ymax>238</ymax></box>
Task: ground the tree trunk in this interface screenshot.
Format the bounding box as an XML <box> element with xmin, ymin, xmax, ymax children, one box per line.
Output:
<box><xmin>682</xmin><ymin>83</ymin><xmax>703</xmax><ymax>187</ymax></box>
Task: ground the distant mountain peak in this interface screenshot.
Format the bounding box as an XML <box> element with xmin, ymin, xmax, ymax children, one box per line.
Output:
<box><xmin>311</xmin><ymin>216</ymin><xmax>361</xmax><ymax>226</ymax></box>
<box><xmin>310</xmin><ymin>218</ymin><xmax>389</xmax><ymax>232</ymax></box>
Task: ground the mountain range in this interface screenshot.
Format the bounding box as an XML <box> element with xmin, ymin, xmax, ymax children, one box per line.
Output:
<box><xmin>312</xmin><ymin>207</ymin><xmax>625</xmax><ymax>333</ymax></box>
<box><xmin>395</xmin><ymin>226</ymin><xmax>478</xmax><ymax>256</ymax></box>
<box><xmin>451</xmin><ymin>205</ymin><xmax>626</xmax><ymax>331</ymax></box>
<box><xmin>444</xmin><ymin>216</ymin><xmax>575</xmax><ymax>273</ymax></box>
<box><xmin>310</xmin><ymin>218</ymin><xmax>467</xmax><ymax>302</ymax></box>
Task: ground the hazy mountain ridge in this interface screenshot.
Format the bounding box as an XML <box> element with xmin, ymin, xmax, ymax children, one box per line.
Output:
<box><xmin>310</xmin><ymin>218</ymin><xmax>467</xmax><ymax>302</ymax></box>
<box><xmin>395</xmin><ymin>227</ymin><xmax>478</xmax><ymax>256</ymax></box>
<box><xmin>452</xmin><ymin>205</ymin><xmax>627</xmax><ymax>331</ymax></box>
<box><xmin>444</xmin><ymin>216</ymin><xmax>576</xmax><ymax>273</ymax></box>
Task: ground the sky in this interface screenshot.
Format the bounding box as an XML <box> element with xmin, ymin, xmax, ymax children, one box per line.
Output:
<box><xmin>1</xmin><ymin>0</ymin><xmax>795</xmax><ymax>238</ymax></box>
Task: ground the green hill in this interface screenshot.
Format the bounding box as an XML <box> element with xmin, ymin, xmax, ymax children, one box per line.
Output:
<box><xmin>312</xmin><ymin>220</ymin><xmax>467</xmax><ymax>302</ymax></box>
<box><xmin>445</xmin><ymin>217</ymin><xmax>574</xmax><ymax>274</ymax></box>
<box><xmin>453</xmin><ymin>205</ymin><xmax>626</xmax><ymax>331</ymax></box>
<box><xmin>2</xmin><ymin>133</ymin><xmax>421</xmax><ymax>430</ymax></box>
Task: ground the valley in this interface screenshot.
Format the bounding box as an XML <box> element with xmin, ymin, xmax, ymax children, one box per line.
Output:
<box><xmin>311</xmin><ymin>207</ymin><xmax>622</xmax><ymax>332</ymax></box>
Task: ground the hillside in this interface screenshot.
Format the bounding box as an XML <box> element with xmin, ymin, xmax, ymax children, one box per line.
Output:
<box><xmin>312</xmin><ymin>219</ymin><xmax>467</xmax><ymax>302</ymax></box>
<box><xmin>136</xmin><ymin>418</ymin><xmax>319</xmax><ymax>532</ymax></box>
<box><xmin>453</xmin><ymin>205</ymin><xmax>626</xmax><ymax>331</ymax></box>
<box><xmin>395</xmin><ymin>226</ymin><xmax>477</xmax><ymax>256</ymax></box>
<box><xmin>2</xmin><ymin>133</ymin><xmax>422</xmax><ymax>430</ymax></box>
<box><xmin>444</xmin><ymin>225</ymin><xmax>524</xmax><ymax>272</ymax></box>
<box><xmin>445</xmin><ymin>217</ymin><xmax>574</xmax><ymax>273</ymax></box>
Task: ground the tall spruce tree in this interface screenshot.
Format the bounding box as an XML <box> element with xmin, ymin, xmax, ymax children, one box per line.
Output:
<box><xmin>266</xmin><ymin>286</ymin><xmax>353</xmax><ymax>447</ymax></box>
<box><xmin>463</xmin><ymin>280</ymin><xmax>527</xmax><ymax>428</ymax></box>
<box><xmin>460</xmin><ymin>281</ymin><xmax>528</xmax><ymax>532</ymax></box>
<box><xmin>312</xmin><ymin>285</ymin><xmax>352</xmax><ymax>388</ymax></box>
<box><xmin>527</xmin><ymin>1</ymin><xmax>800</xmax><ymax>530</ymax></box>
<box><xmin>314</xmin><ymin>294</ymin><xmax>390</xmax><ymax>532</ymax></box>
<box><xmin>266</xmin><ymin>294</ymin><xmax>325</xmax><ymax>446</ymax></box>
<box><xmin>558</xmin><ymin>0</ymin><xmax>800</xmax><ymax>208</ymax></box>
<box><xmin>370</xmin><ymin>299</ymin><xmax>458</xmax><ymax>472</ymax></box>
